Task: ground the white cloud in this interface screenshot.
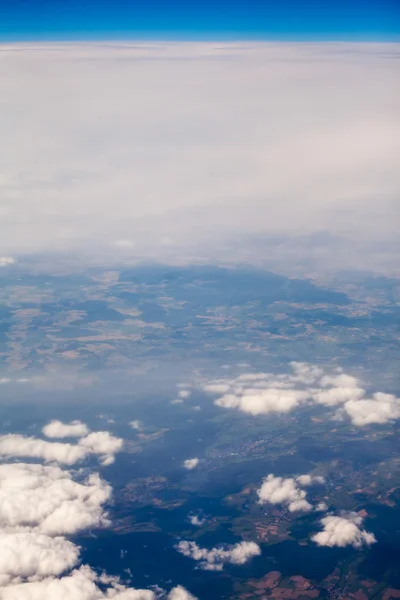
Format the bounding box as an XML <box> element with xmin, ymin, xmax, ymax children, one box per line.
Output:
<box><xmin>0</xmin><ymin>463</ymin><xmax>111</xmax><ymax>535</ymax></box>
<box><xmin>202</xmin><ymin>363</ymin><xmax>400</xmax><ymax>427</ymax></box>
<box><xmin>342</xmin><ymin>393</ymin><xmax>400</xmax><ymax>426</ymax></box>
<box><xmin>0</xmin><ymin>565</ymin><xmax>158</xmax><ymax>599</ymax></box>
<box><xmin>78</xmin><ymin>431</ymin><xmax>123</xmax><ymax>466</ymax></box>
<box><xmin>188</xmin><ymin>515</ymin><xmax>205</xmax><ymax>527</ymax></box>
<box><xmin>0</xmin><ymin>257</ymin><xmax>15</xmax><ymax>267</ymax></box>
<box><xmin>129</xmin><ymin>420</ymin><xmax>142</xmax><ymax>431</ymax></box>
<box><xmin>257</xmin><ymin>474</ymin><xmax>317</xmax><ymax>512</ymax></box>
<box><xmin>315</xmin><ymin>502</ymin><xmax>329</xmax><ymax>512</ymax></box>
<box><xmin>0</xmin><ymin>435</ymin><xmax>87</xmax><ymax>466</ymax></box>
<box><xmin>0</xmin><ymin>430</ymin><xmax>123</xmax><ymax>466</ymax></box>
<box><xmin>0</xmin><ymin>43</ymin><xmax>398</xmax><ymax>271</ymax></box>
<box><xmin>312</xmin><ymin>513</ymin><xmax>376</xmax><ymax>548</ymax></box>
<box><xmin>0</xmin><ymin>532</ymin><xmax>79</xmax><ymax>585</ymax></box>
<box><xmin>214</xmin><ymin>388</ymin><xmax>310</xmax><ymax>416</ymax></box>
<box><xmin>183</xmin><ymin>458</ymin><xmax>199</xmax><ymax>471</ymax></box>
<box><xmin>312</xmin><ymin>383</ymin><xmax>366</xmax><ymax>407</ymax></box>
<box><xmin>178</xmin><ymin>390</ymin><xmax>191</xmax><ymax>399</ymax></box>
<box><xmin>167</xmin><ymin>586</ymin><xmax>198</xmax><ymax>600</ymax></box>
<box><xmin>42</xmin><ymin>420</ymin><xmax>90</xmax><ymax>439</ymax></box>
<box><xmin>0</xmin><ymin>434</ymin><xmax>197</xmax><ymax>600</ymax></box>
<box><xmin>296</xmin><ymin>475</ymin><xmax>325</xmax><ymax>486</ymax></box>
<box><xmin>175</xmin><ymin>540</ymin><xmax>260</xmax><ymax>571</ymax></box>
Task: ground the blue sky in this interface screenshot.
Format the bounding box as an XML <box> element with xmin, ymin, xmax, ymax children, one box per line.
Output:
<box><xmin>0</xmin><ymin>0</ymin><xmax>399</xmax><ymax>41</ymax></box>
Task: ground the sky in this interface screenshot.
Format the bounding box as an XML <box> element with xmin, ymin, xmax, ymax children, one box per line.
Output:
<box><xmin>0</xmin><ymin>1</ymin><xmax>399</xmax><ymax>274</ymax></box>
<box><xmin>0</xmin><ymin>0</ymin><xmax>399</xmax><ymax>42</ymax></box>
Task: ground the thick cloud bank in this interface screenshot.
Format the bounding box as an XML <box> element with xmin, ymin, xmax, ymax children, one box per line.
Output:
<box><xmin>0</xmin><ymin>421</ymin><xmax>197</xmax><ymax>600</ymax></box>
<box><xmin>175</xmin><ymin>540</ymin><xmax>261</xmax><ymax>571</ymax></box>
<box><xmin>202</xmin><ymin>362</ymin><xmax>400</xmax><ymax>426</ymax></box>
<box><xmin>312</xmin><ymin>513</ymin><xmax>376</xmax><ymax>548</ymax></box>
<box><xmin>0</xmin><ymin>43</ymin><xmax>398</xmax><ymax>270</ymax></box>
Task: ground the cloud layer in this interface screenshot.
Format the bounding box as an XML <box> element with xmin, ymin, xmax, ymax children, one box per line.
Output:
<box><xmin>0</xmin><ymin>42</ymin><xmax>398</xmax><ymax>268</ymax></box>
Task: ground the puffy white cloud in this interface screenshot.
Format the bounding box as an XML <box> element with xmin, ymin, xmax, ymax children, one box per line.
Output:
<box><xmin>0</xmin><ymin>565</ymin><xmax>158</xmax><ymax>600</ymax></box>
<box><xmin>0</xmin><ymin>430</ymin><xmax>123</xmax><ymax>466</ymax></box>
<box><xmin>257</xmin><ymin>474</ymin><xmax>314</xmax><ymax>512</ymax></box>
<box><xmin>42</xmin><ymin>420</ymin><xmax>90</xmax><ymax>439</ymax></box>
<box><xmin>0</xmin><ymin>532</ymin><xmax>79</xmax><ymax>585</ymax></box>
<box><xmin>0</xmin><ymin>463</ymin><xmax>111</xmax><ymax>535</ymax></box>
<box><xmin>202</xmin><ymin>363</ymin><xmax>400</xmax><ymax>427</ymax></box>
<box><xmin>0</xmin><ymin>437</ymin><xmax>197</xmax><ymax>600</ymax></box>
<box><xmin>78</xmin><ymin>432</ymin><xmax>123</xmax><ymax>466</ymax></box>
<box><xmin>167</xmin><ymin>586</ymin><xmax>198</xmax><ymax>600</ymax></box>
<box><xmin>343</xmin><ymin>393</ymin><xmax>400</xmax><ymax>426</ymax></box>
<box><xmin>215</xmin><ymin>389</ymin><xmax>309</xmax><ymax>416</ymax></box>
<box><xmin>183</xmin><ymin>458</ymin><xmax>199</xmax><ymax>470</ymax></box>
<box><xmin>312</xmin><ymin>513</ymin><xmax>376</xmax><ymax>548</ymax></box>
<box><xmin>0</xmin><ymin>257</ymin><xmax>15</xmax><ymax>267</ymax></box>
<box><xmin>175</xmin><ymin>540</ymin><xmax>261</xmax><ymax>571</ymax></box>
<box><xmin>0</xmin><ymin>435</ymin><xmax>86</xmax><ymax>466</ymax></box>
<box><xmin>315</xmin><ymin>502</ymin><xmax>328</xmax><ymax>512</ymax></box>
<box><xmin>312</xmin><ymin>386</ymin><xmax>365</xmax><ymax>407</ymax></box>
<box><xmin>178</xmin><ymin>390</ymin><xmax>191</xmax><ymax>400</ymax></box>
<box><xmin>188</xmin><ymin>515</ymin><xmax>205</xmax><ymax>527</ymax></box>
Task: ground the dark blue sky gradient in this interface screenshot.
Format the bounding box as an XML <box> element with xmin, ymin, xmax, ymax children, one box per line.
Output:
<box><xmin>0</xmin><ymin>0</ymin><xmax>399</xmax><ymax>41</ymax></box>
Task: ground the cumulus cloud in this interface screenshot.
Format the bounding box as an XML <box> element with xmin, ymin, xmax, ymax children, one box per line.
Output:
<box><xmin>0</xmin><ymin>430</ymin><xmax>123</xmax><ymax>466</ymax></box>
<box><xmin>183</xmin><ymin>458</ymin><xmax>199</xmax><ymax>470</ymax></box>
<box><xmin>0</xmin><ymin>435</ymin><xmax>87</xmax><ymax>466</ymax></box>
<box><xmin>78</xmin><ymin>432</ymin><xmax>123</xmax><ymax>466</ymax></box>
<box><xmin>201</xmin><ymin>362</ymin><xmax>400</xmax><ymax>427</ymax></box>
<box><xmin>0</xmin><ymin>532</ymin><xmax>79</xmax><ymax>585</ymax></box>
<box><xmin>256</xmin><ymin>474</ymin><xmax>323</xmax><ymax>512</ymax></box>
<box><xmin>188</xmin><ymin>515</ymin><xmax>206</xmax><ymax>527</ymax></box>
<box><xmin>312</xmin><ymin>513</ymin><xmax>376</xmax><ymax>548</ymax></box>
<box><xmin>0</xmin><ymin>463</ymin><xmax>111</xmax><ymax>535</ymax></box>
<box><xmin>167</xmin><ymin>585</ymin><xmax>198</xmax><ymax>600</ymax></box>
<box><xmin>42</xmin><ymin>420</ymin><xmax>90</xmax><ymax>439</ymax></box>
<box><xmin>215</xmin><ymin>389</ymin><xmax>309</xmax><ymax>416</ymax></box>
<box><xmin>175</xmin><ymin>540</ymin><xmax>261</xmax><ymax>571</ymax></box>
<box><xmin>0</xmin><ymin>564</ymin><xmax>160</xmax><ymax>599</ymax></box>
<box><xmin>342</xmin><ymin>393</ymin><xmax>400</xmax><ymax>426</ymax></box>
<box><xmin>0</xmin><ymin>433</ymin><xmax>197</xmax><ymax>600</ymax></box>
